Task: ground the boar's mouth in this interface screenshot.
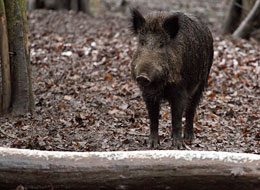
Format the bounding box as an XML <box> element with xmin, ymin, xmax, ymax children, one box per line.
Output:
<box><xmin>136</xmin><ymin>75</ymin><xmax>166</xmax><ymax>97</ymax></box>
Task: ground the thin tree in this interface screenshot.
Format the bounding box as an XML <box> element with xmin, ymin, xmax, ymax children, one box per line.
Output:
<box><xmin>223</xmin><ymin>0</ymin><xmax>260</xmax><ymax>40</ymax></box>
<box><xmin>233</xmin><ymin>0</ymin><xmax>260</xmax><ymax>39</ymax></box>
<box><xmin>0</xmin><ymin>0</ymin><xmax>11</xmax><ymax>114</ymax></box>
<box><xmin>27</xmin><ymin>0</ymin><xmax>90</xmax><ymax>14</ymax></box>
<box><xmin>0</xmin><ymin>0</ymin><xmax>34</xmax><ymax>115</ymax></box>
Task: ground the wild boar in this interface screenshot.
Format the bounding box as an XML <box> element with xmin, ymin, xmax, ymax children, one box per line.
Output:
<box><xmin>130</xmin><ymin>8</ymin><xmax>213</xmax><ymax>148</ymax></box>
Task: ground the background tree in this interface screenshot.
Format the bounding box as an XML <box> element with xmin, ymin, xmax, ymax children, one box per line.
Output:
<box><xmin>0</xmin><ymin>0</ymin><xmax>34</xmax><ymax>115</ymax></box>
<box><xmin>27</xmin><ymin>0</ymin><xmax>91</xmax><ymax>14</ymax></box>
<box><xmin>0</xmin><ymin>0</ymin><xmax>11</xmax><ymax>114</ymax></box>
<box><xmin>26</xmin><ymin>0</ymin><xmax>129</xmax><ymax>15</ymax></box>
<box><xmin>223</xmin><ymin>0</ymin><xmax>260</xmax><ymax>41</ymax></box>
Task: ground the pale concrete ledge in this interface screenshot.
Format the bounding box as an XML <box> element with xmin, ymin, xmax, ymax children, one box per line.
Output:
<box><xmin>0</xmin><ymin>147</ymin><xmax>260</xmax><ymax>189</ymax></box>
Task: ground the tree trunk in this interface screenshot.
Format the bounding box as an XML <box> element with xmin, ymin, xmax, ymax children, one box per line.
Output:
<box><xmin>4</xmin><ymin>0</ymin><xmax>34</xmax><ymax>115</ymax></box>
<box><xmin>26</xmin><ymin>0</ymin><xmax>91</xmax><ymax>13</ymax></box>
<box><xmin>0</xmin><ymin>148</ymin><xmax>260</xmax><ymax>190</ymax></box>
<box><xmin>26</xmin><ymin>0</ymin><xmax>37</xmax><ymax>11</ymax></box>
<box><xmin>0</xmin><ymin>0</ymin><xmax>11</xmax><ymax>114</ymax></box>
<box><xmin>79</xmin><ymin>0</ymin><xmax>90</xmax><ymax>14</ymax></box>
<box><xmin>70</xmin><ymin>0</ymin><xmax>90</xmax><ymax>14</ymax></box>
<box><xmin>70</xmin><ymin>0</ymin><xmax>79</xmax><ymax>11</ymax></box>
<box><xmin>223</xmin><ymin>0</ymin><xmax>260</xmax><ymax>41</ymax></box>
<box><xmin>55</xmin><ymin>0</ymin><xmax>70</xmax><ymax>10</ymax></box>
<box><xmin>223</xmin><ymin>0</ymin><xmax>242</xmax><ymax>34</ymax></box>
<box><xmin>241</xmin><ymin>0</ymin><xmax>257</xmax><ymax>19</ymax></box>
<box><xmin>89</xmin><ymin>0</ymin><xmax>105</xmax><ymax>15</ymax></box>
<box><xmin>233</xmin><ymin>0</ymin><xmax>260</xmax><ymax>39</ymax></box>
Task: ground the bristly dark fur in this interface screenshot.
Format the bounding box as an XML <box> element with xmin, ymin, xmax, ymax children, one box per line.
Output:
<box><xmin>130</xmin><ymin>9</ymin><xmax>214</xmax><ymax>149</ymax></box>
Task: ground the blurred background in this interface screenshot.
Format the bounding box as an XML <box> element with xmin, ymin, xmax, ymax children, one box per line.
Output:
<box><xmin>25</xmin><ymin>0</ymin><xmax>260</xmax><ymax>41</ymax></box>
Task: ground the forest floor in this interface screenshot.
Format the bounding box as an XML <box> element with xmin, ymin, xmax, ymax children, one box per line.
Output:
<box><xmin>0</xmin><ymin>0</ymin><xmax>260</xmax><ymax>154</ymax></box>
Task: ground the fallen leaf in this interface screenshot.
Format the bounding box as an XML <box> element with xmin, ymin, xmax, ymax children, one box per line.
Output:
<box><xmin>59</xmin><ymin>103</ymin><xmax>67</xmax><ymax>109</ymax></box>
<box><xmin>64</xmin><ymin>95</ymin><xmax>72</xmax><ymax>100</ymax></box>
<box><xmin>162</xmin><ymin>113</ymin><xmax>168</xmax><ymax>118</ymax></box>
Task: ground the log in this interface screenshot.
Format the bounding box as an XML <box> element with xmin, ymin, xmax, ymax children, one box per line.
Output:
<box><xmin>0</xmin><ymin>148</ymin><xmax>260</xmax><ymax>189</ymax></box>
<box><xmin>233</xmin><ymin>0</ymin><xmax>260</xmax><ymax>39</ymax></box>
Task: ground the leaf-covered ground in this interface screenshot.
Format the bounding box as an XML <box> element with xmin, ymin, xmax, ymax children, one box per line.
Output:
<box><xmin>0</xmin><ymin>0</ymin><xmax>260</xmax><ymax>153</ymax></box>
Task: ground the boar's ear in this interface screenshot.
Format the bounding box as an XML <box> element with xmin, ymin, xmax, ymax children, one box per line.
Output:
<box><xmin>162</xmin><ymin>15</ymin><xmax>179</xmax><ymax>39</ymax></box>
<box><xmin>130</xmin><ymin>8</ymin><xmax>145</xmax><ymax>34</ymax></box>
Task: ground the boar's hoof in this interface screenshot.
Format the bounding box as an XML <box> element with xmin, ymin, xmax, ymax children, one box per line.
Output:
<box><xmin>149</xmin><ymin>135</ymin><xmax>160</xmax><ymax>148</ymax></box>
<box><xmin>136</xmin><ymin>75</ymin><xmax>151</xmax><ymax>87</ymax></box>
<box><xmin>172</xmin><ymin>136</ymin><xmax>185</xmax><ymax>149</ymax></box>
<box><xmin>184</xmin><ymin>129</ymin><xmax>194</xmax><ymax>145</ymax></box>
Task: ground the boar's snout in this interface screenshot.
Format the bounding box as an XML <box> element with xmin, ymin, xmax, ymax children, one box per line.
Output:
<box><xmin>136</xmin><ymin>74</ymin><xmax>151</xmax><ymax>87</ymax></box>
<box><xmin>134</xmin><ymin>60</ymin><xmax>163</xmax><ymax>87</ymax></box>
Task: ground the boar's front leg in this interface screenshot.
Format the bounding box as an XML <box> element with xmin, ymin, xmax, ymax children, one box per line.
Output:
<box><xmin>170</xmin><ymin>87</ymin><xmax>187</xmax><ymax>149</ymax></box>
<box><xmin>145</xmin><ymin>98</ymin><xmax>160</xmax><ymax>148</ymax></box>
<box><xmin>184</xmin><ymin>84</ymin><xmax>204</xmax><ymax>143</ymax></box>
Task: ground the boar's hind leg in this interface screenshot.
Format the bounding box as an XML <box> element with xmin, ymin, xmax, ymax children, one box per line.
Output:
<box><xmin>170</xmin><ymin>89</ymin><xmax>187</xmax><ymax>149</ymax></box>
<box><xmin>184</xmin><ymin>83</ymin><xmax>204</xmax><ymax>143</ymax></box>
<box><xmin>145</xmin><ymin>98</ymin><xmax>160</xmax><ymax>148</ymax></box>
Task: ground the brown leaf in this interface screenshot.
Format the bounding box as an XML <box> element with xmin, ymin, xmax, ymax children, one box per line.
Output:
<box><xmin>210</xmin><ymin>113</ymin><xmax>217</xmax><ymax>118</ymax></box>
<box><xmin>64</xmin><ymin>95</ymin><xmax>72</xmax><ymax>100</ymax></box>
<box><xmin>59</xmin><ymin>103</ymin><xmax>67</xmax><ymax>109</ymax></box>
<box><xmin>104</xmin><ymin>73</ymin><xmax>113</xmax><ymax>81</ymax></box>
<box><xmin>162</xmin><ymin>113</ymin><xmax>168</xmax><ymax>118</ymax></box>
<box><xmin>207</xmin><ymin>92</ymin><xmax>216</xmax><ymax>98</ymax></box>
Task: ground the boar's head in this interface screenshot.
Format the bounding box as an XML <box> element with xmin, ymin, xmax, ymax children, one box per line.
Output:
<box><xmin>130</xmin><ymin>8</ymin><xmax>180</xmax><ymax>94</ymax></box>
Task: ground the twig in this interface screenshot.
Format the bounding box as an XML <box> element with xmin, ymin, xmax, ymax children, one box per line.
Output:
<box><xmin>107</xmin><ymin>129</ymin><xmax>148</xmax><ymax>137</ymax></box>
<box><xmin>0</xmin><ymin>128</ymin><xmax>16</xmax><ymax>139</ymax></box>
<box><xmin>127</xmin><ymin>132</ymin><xmax>147</xmax><ymax>137</ymax></box>
<box><xmin>245</xmin><ymin>56</ymin><xmax>260</xmax><ymax>64</ymax></box>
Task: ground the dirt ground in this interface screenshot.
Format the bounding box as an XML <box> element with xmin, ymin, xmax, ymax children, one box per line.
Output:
<box><xmin>0</xmin><ymin>0</ymin><xmax>260</xmax><ymax>153</ymax></box>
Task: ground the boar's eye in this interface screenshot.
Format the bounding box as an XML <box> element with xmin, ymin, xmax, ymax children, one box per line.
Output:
<box><xmin>159</xmin><ymin>42</ymin><xmax>164</xmax><ymax>48</ymax></box>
